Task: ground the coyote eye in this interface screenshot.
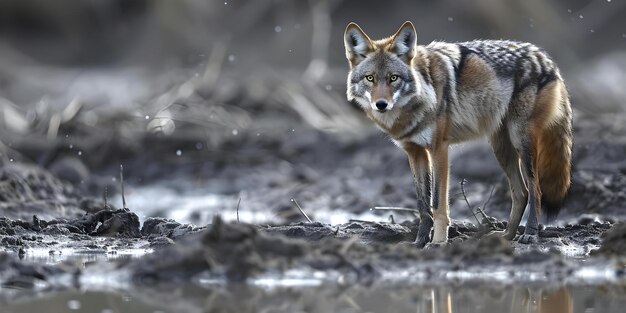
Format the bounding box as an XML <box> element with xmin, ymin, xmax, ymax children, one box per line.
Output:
<box><xmin>390</xmin><ymin>75</ymin><xmax>398</xmax><ymax>82</ymax></box>
<box><xmin>365</xmin><ymin>75</ymin><xmax>374</xmax><ymax>82</ymax></box>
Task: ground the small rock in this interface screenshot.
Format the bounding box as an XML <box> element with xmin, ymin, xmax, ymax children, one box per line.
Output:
<box><xmin>149</xmin><ymin>236</ymin><xmax>175</xmax><ymax>248</ymax></box>
<box><xmin>141</xmin><ymin>218</ymin><xmax>181</xmax><ymax>237</ymax></box>
<box><xmin>93</xmin><ymin>211</ymin><xmax>141</xmax><ymax>237</ymax></box>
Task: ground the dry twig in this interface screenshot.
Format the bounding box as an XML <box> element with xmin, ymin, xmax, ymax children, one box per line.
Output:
<box><xmin>460</xmin><ymin>179</ymin><xmax>482</xmax><ymax>225</ymax></box>
<box><xmin>460</xmin><ymin>179</ymin><xmax>497</xmax><ymax>230</ymax></box>
<box><xmin>120</xmin><ymin>164</ymin><xmax>127</xmax><ymax>209</ymax></box>
<box><xmin>481</xmin><ymin>185</ymin><xmax>496</xmax><ymax>212</ymax></box>
<box><xmin>235</xmin><ymin>197</ymin><xmax>241</xmax><ymax>223</ymax></box>
<box><xmin>290</xmin><ymin>198</ymin><xmax>313</xmax><ymax>223</ymax></box>
<box><xmin>103</xmin><ymin>184</ymin><xmax>108</xmax><ymax>209</ymax></box>
<box><xmin>371</xmin><ymin>206</ymin><xmax>419</xmax><ymax>213</ymax></box>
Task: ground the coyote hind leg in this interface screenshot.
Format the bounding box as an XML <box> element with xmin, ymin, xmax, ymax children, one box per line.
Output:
<box><xmin>489</xmin><ymin>127</ymin><xmax>529</xmax><ymax>240</ymax></box>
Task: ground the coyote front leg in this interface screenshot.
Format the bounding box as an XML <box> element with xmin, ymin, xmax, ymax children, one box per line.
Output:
<box><xmin>404</xmin><ymin>143</ymin><xmax>433</xmax><ymax>248</ymax></box>
<box><xmin>431</xmin><ymin>142</ymin><xmax>450</xmax><ymax>243</ymax></box>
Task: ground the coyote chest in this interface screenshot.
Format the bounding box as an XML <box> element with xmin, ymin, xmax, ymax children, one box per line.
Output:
<box><xmin>366</xmin><ymin>107</ymin><xmax>434</xmax><ymax>147</ymax></box>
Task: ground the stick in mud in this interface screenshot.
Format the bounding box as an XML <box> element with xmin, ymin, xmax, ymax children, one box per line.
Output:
<box><xmin>460</xmin><ymin>179</ymin><xmax>496</xmax><ymax>230</ymax></box>
<box><xmin>460</xmin><ymin>179</ymin><xmax>482</xmax><ymax>226</ymax></box>
<box><xmin>481</xmin><ymin>185</ymin><xmax>496</xmax><ymax>212</ymax></box>
<box><xmin>475</xmin><ymin>186</ymin><xmax>497</xmax><ymax>229</ymax></box>
<box><xmin>371</xmin><ymin>207</ymin><xmax>419</xmax><ymax>213</ymax></box>
<box><xmin>236</xmin><ymin>197</ymin><xmax>241</xmax><ymax>223</ymax></box>
<box><xmin>103</xmin><ymin>184</ymin><xmax>108</xmax><ymax>209</ymax></box>
<box><xmin>476</xmin><ymin>207</ymin><xmax>493</xmax><ymax>225</ymax></box>
<box><xmin>372</xmin><ymin>207</ymin><xmax>419</xmax><ymax>219</ymax></box>
<box><xmin>120</xmin><ymin>164</ymin><xmax>127</xmax><ymax>209</ymax></box>
<box><xmin>348</xmin><ymin>219</ymin><xmax>373</xmax><ymax>223</ymax></box>
<box><xmin>291</xmin><ymin>198</ymin><xmax>313</xmax><ymax>223</ymax></box>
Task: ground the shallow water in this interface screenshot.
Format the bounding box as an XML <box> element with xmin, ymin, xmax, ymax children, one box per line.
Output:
<box><xmin>2</xmin><ymin>255</ymin><xmax>625</xmax><ymax>313</ymax></box>
<box><xmin>23</xmin><ymin>246</ymin><xmax>152</xmax><ymax>265</ymax></box>
<box><xmin>2</xmin><ymin>283</ymin><xmax>625</xmax><ymax>313</ymax></box>
<box><xmin>119</xmin><ymin>182</ymin><xmax>391</xmax><ymax>226</ymax></box>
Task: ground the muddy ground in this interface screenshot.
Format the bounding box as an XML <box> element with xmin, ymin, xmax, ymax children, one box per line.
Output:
<box><xmin>1</xmin><ymin>102</ymin><xmax>626</xmax><ymax>312</ymax></box>
<box><xmin>0</xmin><ymin>204</ymin><xmax>624</xmax><ymax>287</ymax></box>
<box><xmin>1</xmin><ymin>110</ymin><xmax>626</xmax><ymax>288</ymax></box>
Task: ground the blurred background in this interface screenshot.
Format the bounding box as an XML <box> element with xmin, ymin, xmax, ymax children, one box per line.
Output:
<box><xmin>1</xmin><ymin>0</ymin><xmax>625</xmax><ymax>225</ymax></box>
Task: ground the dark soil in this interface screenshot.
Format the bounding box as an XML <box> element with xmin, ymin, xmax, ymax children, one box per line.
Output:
<box><xmin>1</xmin><ymin>111</ymin><xmax>625</xmax><ymax>293</ymax></box>
<box><xmin>0</xmin><ymin>207</ymin><xmax>621</xmax><ymax>288</ymax></box>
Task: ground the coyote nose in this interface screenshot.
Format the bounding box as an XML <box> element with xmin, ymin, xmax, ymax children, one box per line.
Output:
<box><xmin>375</xmin><ymin>100</ymin><xmax>388</xmax><ymax>110</ymax></box>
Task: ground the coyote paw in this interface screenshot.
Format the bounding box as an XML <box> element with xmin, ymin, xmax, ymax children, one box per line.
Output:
<box><xmin>518</xmin><ymin>233</ymin><xmax>538</xmax><ymax>244</ymax></box>
<box><xmin>413</xmin><ymin>235</ymin><xmax>431</xmax><ymax>249</ymax></box>
<box><xmin>413</xmin><ymin>216</ymin><xmax>434</xmax><ymax>249</ymax></box>
<box><xmin>483</xmin><ymin>230</ymin><xmax>516</xmax><ymax>241</ymax></box>
<box><xmin>518</xmin><ymin>224</ymin><xmax>539</xmax><ymax>244</ymax></box>
<box><xmin>424</xmin><ymin>242</ymin><xmax>445</xmax><ymax>249</ymax></box>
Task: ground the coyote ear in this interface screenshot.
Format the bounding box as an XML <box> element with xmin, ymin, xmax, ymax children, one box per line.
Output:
<box><xmin>391</xmin><ymin>21</ymin><xmax>417</xmax><ymax>62</ymax></box>
<box><xmin>344</xmin><ymin>23</ymin><xmax>374</xmax><ymax>66</ymax></box>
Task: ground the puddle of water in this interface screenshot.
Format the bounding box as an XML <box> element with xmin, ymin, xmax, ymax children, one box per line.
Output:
<box><xmin>22</xmin><ymin>246</ymin><xmax>152</xmax><ymax>265</ymax></box>
<box><xmin>16</xmin><ymin>236</ymin><xmax>153</xmax><ymax>266</ymax></box>
<box><xmin>118</xmin><ymin>183</ymin><xmax>390</xmax><ymax>226</ymax></box>
<box><xmin>1</xmin><ymin>283</ymin><xmax>625</xmax><ymax>313</ymax></box>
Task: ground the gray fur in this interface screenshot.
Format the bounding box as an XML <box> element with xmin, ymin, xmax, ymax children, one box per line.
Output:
<box><xmin>347</xmin><ymin>52</ymin><xmax>418</xmax><ymax>111</ymax></box>
<box><xmin>344</xmin><ymin>22</ymin><xmax>571</xmax><ymax>247</ymax></box>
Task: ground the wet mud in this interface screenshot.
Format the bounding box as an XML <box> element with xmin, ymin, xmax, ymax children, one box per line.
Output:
<box><xmin>1</xmin><ymin>111</ymin><xmax>626</xmax><ymax>309</ymax></box>
<box><xmin>0</xmin><ymin>208</ymin><xmax>622</xmax><ymax>289</ymax></box>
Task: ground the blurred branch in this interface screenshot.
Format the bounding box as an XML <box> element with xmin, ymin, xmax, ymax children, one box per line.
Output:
<box><xmin>278</xmin><ymin>77</ymin><xmax>363</xmax><ymax>133</ymax></box>
<box><xmin>303</xmin><ymin>0</ymin><xmax>333</xmax><ymax>82</ymax></box>
<box><xmin>201</xmin><ymin>41</ymin><xmax>229</xmax><ymax>95</ymax></box>
<box><xmin>1</xmin><ymin>98</ymin><xmax>29</xmax><ymax>134</ymax></box>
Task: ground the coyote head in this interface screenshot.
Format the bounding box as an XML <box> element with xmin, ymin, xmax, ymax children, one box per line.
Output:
<box><xmin>344</xmin><ymin>21</ymin><xmax>420</xmax><ymax>113</ymax></box>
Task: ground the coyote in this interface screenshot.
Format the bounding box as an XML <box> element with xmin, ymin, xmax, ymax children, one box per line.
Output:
<box><xmin>344</xmin><ymin>21</ymin><xmax>572</xmax><ymax>247</ymax></box>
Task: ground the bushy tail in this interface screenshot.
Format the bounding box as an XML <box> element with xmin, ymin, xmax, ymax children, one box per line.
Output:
<box><xmin>536</xmin><ymin>88</ymin><xmax>573</xmax><ymax>221</ymax></box>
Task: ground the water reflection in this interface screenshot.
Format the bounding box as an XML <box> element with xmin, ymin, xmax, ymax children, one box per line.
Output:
<box><xmin>22</xmin><ymin>246</ymin><xmax>152</xmax><ymax>265</ymax></box>
<box><xmin>1</xmin><ymin>284</ymin><xmax>624</xmax><ymax>313</ymax></box>
<box><xmin>433</xmin><ymin>286</ymin><xmax>574</xmax><ymax>313</ymax></box>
